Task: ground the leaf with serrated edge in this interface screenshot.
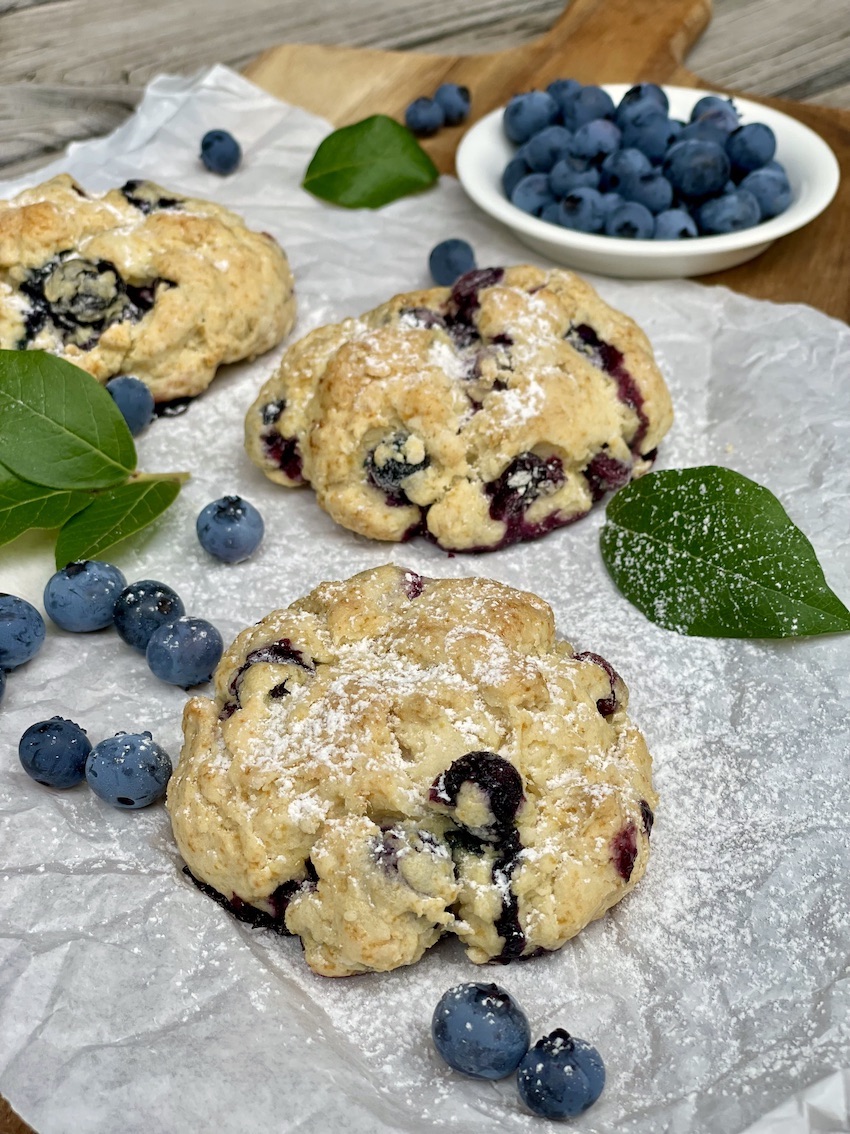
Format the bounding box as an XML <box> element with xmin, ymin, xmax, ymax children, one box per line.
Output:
<box><xmin>0</xmin><ymin>350</ymin><xmax>136</xmax><ymax>490</ymax></box>
<box><xmin>600</xmin><ymin>466</ymin><xmax>850</xmax><ymax>638</ymax></box>
<box><xmin>0</xmin><ymin>463</ymin><xmax>92</xmax><ymax>547</ymax></box>
<box><xmin>54</xmin><ymin>478</ymin><xmax>180</xmax><ymax>567</ymax></box>
<box><xmin>303</xmin><ymin>115</ymin><xmax>439</xmax><ymax>209</ymax></box>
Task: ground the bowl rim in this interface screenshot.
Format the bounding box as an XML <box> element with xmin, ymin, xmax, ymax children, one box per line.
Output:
<box><xmin>455</xmin><ymin>83</ymin><xmax>841</xmax><ymax>261</ymax></box>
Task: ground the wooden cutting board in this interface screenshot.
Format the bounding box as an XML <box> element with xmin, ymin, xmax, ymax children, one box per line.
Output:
<box><xmin>246</xmin><ymin>0</ymin><xmax>850</xmax><ymax>322</ymax></box>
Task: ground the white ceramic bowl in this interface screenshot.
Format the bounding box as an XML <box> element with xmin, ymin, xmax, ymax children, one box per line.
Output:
<box><xmin>455</xmin><ymin>84</ymin><xmax>840</xmax><ymax>278</ymax></box>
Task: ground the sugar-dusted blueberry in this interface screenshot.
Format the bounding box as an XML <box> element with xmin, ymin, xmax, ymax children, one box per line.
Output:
<box><xmin>85</xmin><ymin>731</ymin><xmax>172</xmax><ymax>809</ymax></box>
<box><xmin>0</xmin><ymin>594</ymin><xmax>46</xmax><ymax>669</ymax></box>
<box><xmin>726</xmin><ymin>122</ymin><xmax>776</xmax><ymax>175</ymax></box>
<box><xmin>549</xmin><ymin>156</ymin><xmax>599</xmax><ymax>196</ymax></box>
<box><xmin>561</xmin><ymin>85</ymin><xmax>615</xmax><ymax>131</ymax></box>
<box><xmin>405</xmin><ymin>96</ymin><xmax>445</xmax><ymax>137</ymax></box>
<box><xmin>654</xmin><ymin>207</ymin><xmax>699</xmax><ymax>239</ymax></box>
<box><xmin>366</xmin><ymin>432</ymin><xmax>430</xmax><ymax>499</ymax></box>
<box><xmin>197</xmin><ymin>495</ymin><xmax>264</xmax><ymax>563</ymax></box>
<box><xmin>434</xmin><ymin>83</ymin><xmax>470</xmax><ymax>126</ymax></box>
<box><xmin>200</xmin><ymin>129</ymin><xmax>241</xmax><ymax>175</ymax></box>
<box><xmin>432</xmin><ymin>983</ymin><xmax>530</xmax><ymax>1079</ymax></box>
<box><xmin>431</xmin><ymin>750</ymin><xmax>525</xmax><ymax>833</ymax></box>
<box><xmin>113</xmin><ymin>579</ymin><xmax>185</xmax><ymax>652</ymax></box>
<box><xmin>18</xmin><ymin>717</ymin><xmax>91</xmax><ymax>789</ymax></box>
<box><xmin>146</xmin><ymin>616</ymin><xmax>223</xmax><ymax>688</ymax></box>
<box><xmin>518</xmin><ymin>1030</ymin><xmax>606</xmax><ymax>1119</ymax></box>
<box><xmin>663</xmin><ymin>138</ymin><xmax>730</xmax><ymax>199</ymax></box>
<box><xmin>740</xmin><ymin>167</ymin><xmax>792</xmax><ymax>219</ymax></box>
<box><xmin>696</xmin><ymin>189</ymin><xmax>760</xmax><ymax>234</ymax></box>
<box><xmin>503</xmin><ymin>91</ymin><xmax>559</xmax><ymax>145</ymax></box>
<box><xmin>105</xmin><ymin>375</ymin><xmax>155</xmax><ymax>436</ymax></box>
<box><xmin>510</xmin><ymin>173</ymin><xmax>556</xmax><ymax>217</ymax></box>
<box><xmin>429</xmin><ymin>239</ymin><xmax>476</xmax><ymax>286</ymax></box>
<box><xmin>44</xmin><ymin>561</ymin><xmax>127</xmax><ymax>633</ymax></box>
<box><xmin>569</xmin><ymin>118</ymin><xmax>621</xmax><ymax>164</ymax></box>
<box><xmin>605</xmin><ymin>201</ymin><xmax>654</xmax><ymax>239</ymax></box>
<box><xmin>557</xmin><ymin>187</ymin><xmax>606</xmax><ymax>233</ymax></box>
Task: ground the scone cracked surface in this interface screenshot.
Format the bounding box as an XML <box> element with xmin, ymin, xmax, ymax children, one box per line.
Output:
<box><xmin>167</xmin><ymin>564</ymin><xmax>657</xmax><ymax>977</ymax></box>
<box><xmin>245</xmin><ymin>265</ymin><xmax>672</xmax><ymax>551</ymax></box>
<box><xmin>0</xmin><ymin>174</ymin><xmax>296</xmax><ymax>401</ymax></box>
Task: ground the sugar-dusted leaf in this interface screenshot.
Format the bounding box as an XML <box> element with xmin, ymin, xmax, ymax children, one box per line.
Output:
<box><xmin>54</xmin><ymin>477</ymin><xmax>181</xmax><ymax>566</ymax></box>
<box><xmin>303</xmin><ymin>115</ymin><xmax>439</xmax><ymax>209</ymax></box>
<box><xmin>600</xmin><ymin>466</ymin><xmax>850</xmax><ymax>638</ymax></box>
<box><xmin>0</xmin><ymin>350</ymin><xmax>136</xmax><ymax>489</ymax></box>
<box><xmin>0</xmin><ymin>463</ymin><xmax>92</xmax><ymax>547</ymax></box>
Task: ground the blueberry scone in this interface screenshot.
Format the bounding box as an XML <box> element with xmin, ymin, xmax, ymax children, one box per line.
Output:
<box><xmin>167</xmin><ymin>564</ymin><xmax>656</xmax><ymax>977</ymax></box>
<box><xmin>245</xmin><ymin>265</ymin><xmax>672</xmax><ymax>551</ymax></box>
<box><xmin>0</xmin><ymin>174</ymin><xmax>296</xmax><ymax>401</ymax></box>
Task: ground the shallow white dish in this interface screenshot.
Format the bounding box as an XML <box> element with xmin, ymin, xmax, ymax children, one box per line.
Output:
<box><xmin>455</xmin><ymin>84</ymin><xmax>840</xmax><ymax>279</ymax></box>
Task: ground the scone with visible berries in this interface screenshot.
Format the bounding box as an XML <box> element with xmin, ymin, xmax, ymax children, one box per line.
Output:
<box><xmin>167</xmin><ymin>564</ymin><xmax>656</xmax><ymax>977</ymax></box>
<box><xmin>0</xmin><ymin>174</ymin><xmax>296</xmax><ymax>401</ymax></box>
<box><xmin>245</xmin><ymin>265</ymin><xmax>672</xmax><ymax>551</ymax></box>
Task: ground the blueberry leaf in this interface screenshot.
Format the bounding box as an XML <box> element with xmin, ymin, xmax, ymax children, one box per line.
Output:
<box><xmin>303</xmin><ymin>115</ymin><xmax>439</xmax><ymax>209</ymax></box>
<box><xmin>600</xmin><ymin>466</ymin><xmax>850</xmax><ymax>638</ymax></box>
<box><xmin>0</xmin><ymin>463</ymin><xmax>91</xmax><ymax>547</ymax></box>
<box><xmin>0</xmin><ymin>350</ymin><xmax>136</xmax><ymax>489</ymax></box>
<box><xmin>54</xmin><ymin>477</ymin><xmax>181</xmax><ymax>567</ymax></box>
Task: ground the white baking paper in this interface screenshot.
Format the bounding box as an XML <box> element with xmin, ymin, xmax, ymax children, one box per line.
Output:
<box><xmin>1</xmin><ymin>66</ymin><xmax>848</xmax><ymax>1134</ymax></box>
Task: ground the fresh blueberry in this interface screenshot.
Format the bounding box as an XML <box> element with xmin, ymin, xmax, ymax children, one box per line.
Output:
<box><xmin>677</xmin><ymin>117</ymin><xmax>731</xmax><ymax>147</ymax></box>
<box><xmin>605</xmin><ymin>201</ymin><xmax>655</xmax><ymax>238</ymax></box>
<box><xmin>196</xmin><ymin>495</ymin><xmax>264</xmax><ymax>563</ymax></box>
<box><xmin>599</xmin><ymin>147</ymin><xmax>652</xmax><ymax>193</ymax></box>
<box><xmin>557</xmin><ymin>187</ymin><xmax>606</xmax><ymax>233</ymax></box>
<box><xmin>654</xmin><ymin>207</ymin><xmax>699</xmax><ymax>239</ymax></box>
<box><xmin>740</xmin><ymin>167</ymin><xmax>793</xmax><ymax>218</ymax></box>
<box><xmin>200</xmin><ymin>129</ymin><xmax>241</xmax><ymax>175</ymax></box>
<box><xmin>517</xmin><ymin>1029</ymin><xmax>606</xmax><ymax>1119</ymax></box>
<box><xmin>429</xmin><ymin>239</ymin><xmax>476</xmax><ymax>286</ymax></box>
<box><xmin>0</xmin><ymin>668</ymin><xmax>5</xmax><ymax>705</ymax></box>
<box><xmin>434</xmin><ymin>83</ymin><xmax>470</xmax><ymax>126</ymax></box>
<box><xmin>18</xmin><ymin>717</ymin><xmax>91</xmax><ymax>789</ymax></box>
<box><xmin>546</xmin><ymin>78</ymin><xmax>582</xmax><ymax>118</ymax></box>
<box><xmin>663</xmin><ymin>139</ymin><xmax>730</xmax><ymax>199</ymax></box>
<box><xmin>405</xmin><ymin>96</ymin><xmax>445</xmax><ymax>137</ymax></box>
<box><xmin>85</xmin><ymin>731</ymin><xmax>172</xmax><ymax>809</ymax></box>
<box><xmin>618</xmin><ymin>82</ymin><xmax>669</xmax><ymax>114</ymax></box>
<box><xmin>105</xmin><ymin>376</ymin><xmax>155</xmax><ymax>436</ymax></box>
<box><xmin>540</xmin><ymin>201</ymin><xmax>561</xmax><ymax>224</ymax></box>
<box><xmin>146</xmin><ymin>616</ymin><xmax>223</xmax><ymax>688</ymax></box>
<box><xmin>561</xmin><ymin>85</ymin><xmax>615</xmax><ymax>131</ymax></box>
<box><xmin>113</xmin><ymin>579</ymin><xmax>186</xmax><ymax>652</ymax></box>
<box><xmin>502</xmin><ymin>155</ymin><xmax>530</xmax><ymax>198</ymax></box>
<box><xmin>622</xmin><ymin>171</ymin><xmax>673</xmax><ymax>214</ymax></box>
<box><xmin>568</xmin><ymin>118</ymin><xmax>621</xmax><ymax>163</ymax></box>
<box><xmin>600</xmin><ymin>191</ymin><xmax>625</xmax><ymax>218</ymax></box>
<box><xmin>726</xmin><ymin>122</ymin><xmax>776</xmax><ymax>175</ymax></box>
<box><xmin>622</xmin><ymin>113</ymin><xmax>682</xmax><ymax>162</ymax></box>
<box><xmin>43</xmin><ymin>561</ymin><xmax>127</xmax><ymax>633</ymax></box>
<box><xmin>432</xmin><ymin>983</ymin><xmax>530</xmax><ymax>1079</ymax></box>
<box><xmin>696</xmin><ymin>189</ymin><xmax>761</xmax><ymax>233</ymax></box>
<box><xmin>549</xmin><ymin>156</ymin><xmax>600</xmax><ymax>196</ymax></box>
<box><xmin>510</xmin><ymin>173</ymin><xmax>556</xmax><ymax>217</ymax></box>
<box><xmin>0</xmin><ymin>594</ymin><xmax>46</xmax><ymax>669</ymax></box>
<box><xmin>691</xmin><ymin>95</ymin><xmax>739</xmax><ymax>130</ymax></box>
<box><xmin>503</xmin><ymin>91</ymin><xmax>559</xmax><ymax>145</ymax></box>
<box><xmin>524</xmin><ymin>125</ymin><xmax>573</xmax><ymax>173</ymax></box>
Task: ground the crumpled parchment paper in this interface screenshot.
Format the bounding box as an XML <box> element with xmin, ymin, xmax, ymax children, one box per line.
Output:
<box><xmin>1</xmin><ymin>65</ymin><xmax>848</xmax><ymax>1134</ymax></box>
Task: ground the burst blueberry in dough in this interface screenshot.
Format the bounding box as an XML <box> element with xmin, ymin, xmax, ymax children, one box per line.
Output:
<box><xmin>245</xmin><ymin>265</ymin><xmax>672</xmax><ymax>552</ymax></box>
<box><xmin>167</xmin><ymin>564</ymin><xmax>656</xmax><ymax>977</ymax></box>
<box><xmin>0</xmin><ymin>174</ymin><xmax>296</xmax><ymax>401</ymax></box>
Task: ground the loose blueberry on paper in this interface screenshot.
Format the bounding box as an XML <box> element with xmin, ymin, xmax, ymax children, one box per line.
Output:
<box><xmin>43</xmin><ymin>560</ymin><xmax>127</xmax><ymax>633</ymax></box>
<box><xmin>200</xmin><ymin>129</ymin><xmax>242</xmax><ymax>175</ymax></box>
<box><xmin>196</xmin><ymin>495</ymin><xmax>264</xmax><ymax>563</ymax></box>
<box><xmin>0</xmin><ymin>594</ymin><xmax>46</xmax><ymax>669</ymax></box>
<box><xmin>429</xmin><ymin>239</ymin><xmax>476</xmax><ymax>286</ymax></box>
<box><xmin>18</xmin><ymin>717</ymin><xmax>92</xmax><ymax>789</ymax></box>
<box><xmin>113</xmin><ymin>578</ymin><xmax>185</xmax><ymax>651</ymax></box>
<box><xmin>85</xmin><ymin>731</ymin><xmax>172</xmax><ymax>808</ymax></box>
<box><xmin>517</xmin><ymin>1030</ymin><xmax>606</xmax><ymax>1119</ymax></box>
<box><xmin>431</xmin><ymin>983</ymin><xmax>530</xmax><ymax>1079</ymax></box>
<box><xmin>146</xmin><ymin>615</ymin><xmax>223</xmax><ymax>687</ymax></box>
<box><xmin>105</xmin><ymin>376</ymin><xmax>155</xmax><ymax>436</ymax></box>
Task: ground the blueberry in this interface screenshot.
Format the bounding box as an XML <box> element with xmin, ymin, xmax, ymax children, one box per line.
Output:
<box><xmin>43</xmin><ymin>561</ymin><xmax>127</xmax><ymax>633</ymax></box>
<box><xmin>653</xmin><ymin>207</ymin><xmax>699</xmax><ymax>239</ymax></box>
<box><xmin>740</xmin><ymin>167</ymin><xmax>793</xmax><ymax>218</ymax></box>
<box><xmin>366</xmin><ymin>432</ymin><xmax>429</xmax><ymax>499</ymax></box>
<box><xmin>546</xmin><ymin>78</ymin><xmax>582</xmax><ymax>118</ymax></box>
<box><xmin>663</xmin><ymin>139</ymin><xmax>730</xmax><ymax>199</ymax></box>
<box><xmin>726</xmin><ymin>122</ymin><xmax>776</xmax><ymax>175</ymax></box>
<box><xmin>431</xmin><ymin>983</ymin><xmax>530</xmax><ymax>1079</ymax></box>
<box><xmin>549</xmin><ymin>156</ymin><xmax>599</xmax><ymax>196</ymax></box>
<box><xmin>429</xmin><ymin>239</ymin><xmax>476</xmax><ymax>286</ymax></box>
<box><xmin>557</xmin><ymin>187</ymin><xmax>606</xmax><ymax>233</ymax></box>
<box><xmin>600</xmin><ymin>191</ymin><xmax>625</xmax><ymax>218</ymax></box>
<box><xmin>434</xmin><ymin>83</ymin><xmax>470</xmax><ymax>126</ymax></box>
<box><xmin>0</xmin><ymin>668</ymin><xmax>5</xmax><ymax>705</ymax></box>
<box><xmin>105</xmin><ymin>375</ymin><xmax>155</xmax><ymax>436</ymax></box>
<box><xmin>568</xmin><ymin>118</ymin><xmax>621</xmax><ymax>163</ymax></box>
<box><xmin>677</xmin><ymin>117</ymin><xmax>731</xmax><ymax>147</ymax></box>
<box><xmin>691</xmin><ymin>104</ymin><xmax>739</xmax><ymax>138</ymax></box>
<box><xmin>146</xmin><ymin>616</ymin><xmax>223</xmax><ymax>688</ymax></box>
<box><xmin>618</xmin><ymin>83</ymin><xmax>669</xmax><ymax>114</ymax></box>
<box><xmin>503</xmin><ymin>91</ymin><xmax>559</xmax><ymax>145</ymax></box>
<box><xmin>524</xmin><ymin>125</ymin><xmax>573</xmax><ymax>173</ymax></box>
<box><xmin>605</xmin><ymin>201</ymin><xmax>655</xmax><ymax>239</ymax></box>
<box><xmin>502</xmin><ymin>155</ymin><xmax>530</xmax><ymax>198</ymax></box>
<box><xmin>196</xmin><ymin>495</ymin><xmax>264</xmax><ymax>563</ymax></box>
<box><xmin>200</xmin><ymin>129</ymin><xmax>241</xmax><ymax>175</ymax></box>
<box><xmin>622</xmin><ymin>171</ymin><xmax>673</xmax><ymax>214</ymax></box>
<box><xmin>405</xmin><ymin>96</ymin><xmax>445</xmax><ymax>137</ymax></box>
<box><xmin>540</xmin><ymin>202</ymin><xmax>561</xmax><ymax>224</ymax></box>
<box><xmin>696</xmin><ymin>189</ymin><xmax>761</xmax><ymax>234</ymax></box>
<box><xmin>622</xmin><ymin>113</ymin><xmax>682</xmax><ymax>163</ymax></box>
<box><xmin>561</xmin><ymin>86</ymin><xmax>615</xmax><ymax>131</ymax></box>
<box><xmin>0</xmin><ymin>594</ymin><xmax>46</xmax><ymax>669</ymax></box>
<box><xmin>113</xmin><ymin>579</ymin><xmax>186</xmax><ymax>651</ymax></box>
<box><xmin>600</xmin><ymin>147</ymin><xmax>652</xmax><ymax>193</ymax></box>
<box><xmin>691</xmin><ymin>95</ymin><xmax>739</xmax><ymax>130</ymax></box>
<box><xmin>517</xmin><ymin>1029</ymin><xmax>605</xmax><ymax>1119</ymax></box>
<box><xmin>19</xmin><ymin>717</ymin><xmax>91</xmax><ymax>789</ymax></box>
<box><xmin>85</xmin><ymin>731</ymin><xmax>172</xmax><ymax>809</ymax></box>
<box><xmin>510</xmin><ymin>173</ymin><xmax>556</xmax><ymax>217</ymax></box>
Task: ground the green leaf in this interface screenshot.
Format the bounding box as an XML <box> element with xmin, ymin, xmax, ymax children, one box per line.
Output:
<box><xmin>302</xmin><ymin>115</ymin><xmax>439</xmax><ymax>209</ymax></box>
<box><xmin>600</xmin><ymin>466</ymin><xmax>850</xmax><ymax>638</ymax></box>
<box><xmin>54</xmin><ymin>477</ymin><xmax>181</xmax><ymax>566</ymax></box>
<box><xmin>0</xmin><ymin>350</ymin><xmax>136</xmax><ymax>489</ymax></box>
<box><xmin>0</xmin><ymin>463</ymin><xmax>92</xmax><ymax>546</ymax></box>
